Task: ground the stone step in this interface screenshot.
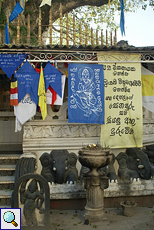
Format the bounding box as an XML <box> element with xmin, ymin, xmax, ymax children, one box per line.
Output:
<box><xmin>0</xmin><ymin>154</ymin><xmax>20</xmax><ymax>165</ymax></box>
<box><xmin>0</xmin><ymin>197</ymin><xmax>12</xmax><ymax>206</ymax></box>
<box><xmin>0</xmin><ymin>190</ymin><xmax>13</xmax><ymax>206</ymax></box>
<box><xmin>0</xmin><ymin>176</ymin><xmax>15</xmax><ymax>183</ymax></box>
<box><xmin>0</xmin><ymin>176</ymin><xmax>15</xmax><ymax>190</ymax></box>
<box><xmin>0</xmin><ymin>165</ymin><xmax>16</xmax><ymax>170</ymax></box>
<box><xmin>0</xmin><ymin>165</ymin><xmax>16</xmax><ymax>176</ymax></box>
<box><xmin>0</xmin><ymin>190</ymin><xmax>13</xmax><ymax>198</ymax></box>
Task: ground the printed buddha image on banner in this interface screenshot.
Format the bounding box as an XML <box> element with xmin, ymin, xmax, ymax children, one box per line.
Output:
<box><xmin>97</xmin><ymin>53</ymin><xmax>143</xmax><ymax>148</ymax></box>
<box><xmin>68</xmin><ymin>64</ymin><xmax>105</xmax><ymax>124</ymax></box>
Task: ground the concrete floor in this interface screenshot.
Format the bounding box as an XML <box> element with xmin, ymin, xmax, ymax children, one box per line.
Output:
<box><xmin>50</xmin><ymin>207</ymin><xmax>154</xmax><ymax>230</ymax></box>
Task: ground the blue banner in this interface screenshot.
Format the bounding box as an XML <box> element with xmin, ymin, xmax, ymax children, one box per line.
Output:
<box><xmin>120</xmin><ymin>0</ymin><xmax>125</xmax><ymax>36</ymax></box>
<box><xmin>9</xmin><ymin>2</ymin><xmax>24</xmax><ymax>23</ymax></box>
<box><xmin>5</xmin><ymin>23</ymin><xmax>9</xmax><ymax>44</ymax></box>
<box><xmin>0</xmin><ymin>53</ymin><xmax>27</xmax><ymax>78</ymax></box>
<box><xmin>16</xmin><ymin>61</ymin><xmax>39</xmax><ymax>104</ymax></box>
<box><xmin>5</xmin><ymin>2</ymin><xmax>24</xmax><ymax>44</ymax></box>
<box><xmin>68</xmin><ymin>64</ymin><xmax>105</xmax><ymax>124</ymax></box>
<box><xmin>43</xmin><ymin>62</ymin><xmax>62</xmax><ymax>97</ymax></box>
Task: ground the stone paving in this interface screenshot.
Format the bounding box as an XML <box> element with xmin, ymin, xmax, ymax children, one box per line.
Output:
<box><xmin>50</xmin><ymin>207</ymin><xmax>154</xmax><ymax>230</ymax></box>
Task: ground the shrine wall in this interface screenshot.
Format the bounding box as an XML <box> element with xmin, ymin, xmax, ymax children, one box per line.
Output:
<box><xmin>22</xmin><ymin>102</ymin><xmax>154</xmax><ymax>175</ymax></box>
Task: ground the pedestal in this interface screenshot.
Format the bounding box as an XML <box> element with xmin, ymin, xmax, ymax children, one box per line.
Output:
<box><xmin>83</xmin><ymin>175</ymin><xmax>109</xmax><ymax>222</ymax></box>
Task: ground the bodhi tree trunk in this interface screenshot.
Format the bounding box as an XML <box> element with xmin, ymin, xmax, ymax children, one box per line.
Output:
<box><xmin>1</xmin><ymin>0</ymin><xmax>109</xmax><ymax>35</ymax></box>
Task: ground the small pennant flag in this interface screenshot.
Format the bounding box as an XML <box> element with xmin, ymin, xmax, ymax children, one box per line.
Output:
<box><xmin>5</xmin><ymin>2</ymin><xmax>24</xmax><ymax>44</ymax></box>
<box><xmin>38</xmin><ymin>66</ymin><xmax>47</xmax><ymax>120</ymax></box>
<box><xmin>40</xmin><ymin>0</ymin><xmax>52</xmax><ymax>7</ymax></box>
<box><xmin>120</xmin><ymin>0</ymin><xmax>125</xmax><ymax>36</ymax></box>
<box><xmin>10</xmin><ymin>77</ymin><xmax>18</xmax><ymax>106</ymax></box>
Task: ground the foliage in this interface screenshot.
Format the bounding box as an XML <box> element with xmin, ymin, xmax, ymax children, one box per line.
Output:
<box><xmin>70</xmin><ymin>0</ymin><xmax>153</xmax><ymax>30</ymax></box>
<box><xmin>1</xmin><ymin>0</ymin><xmax>154</xmax><ymax>45</ymax></box>
<box><xmin>49</xmin><ymin>0</ymin><xmax>154</xmax><ymax>45</ymax></box>
<box><xmin>0</xmin><ymin>5</ymin><xmax>6</xmax><ymax>26</ymax></box>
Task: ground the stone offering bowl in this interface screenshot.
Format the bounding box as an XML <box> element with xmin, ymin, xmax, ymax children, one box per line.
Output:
<box><xmin>78</xmin><ymin>148</ymin><xmax>112</xmax><ymax>176</ymax></box>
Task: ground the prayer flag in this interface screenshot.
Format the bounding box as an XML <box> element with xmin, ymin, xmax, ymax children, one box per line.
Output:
<box><xmin>5</xmin><ymin>2</ymin><xmax>24</xmax><ymax>44</ymax></box>
<box><xmin>0</xmin><ymin>54</ymin><xmax>27</xmax><ymax>79</ymax></box>
<box><xmin>5</xmin><ymin>23</ymin><xmax>9</xmax><ymax>44</ymax></box>
<box><xmin>9</xmin><ymin>2</ymin><xmax>24</xmax><ymax>23</ymax></box>
<box><xmin>68</xmin><ymin>64</ymin><xmax>105</xmax><ymax>124</ymax></box>
<box><xmin>48</xmin><ymin>85</ymin><xmax>57</xmax><ymax>107</ymax></box>
<box><xmin>142</xmin><ymin>66</ymin><xmax>154</xmax><ymax>113</ymax></box>
<box><xmin>120</xmin><ymin>0</ymin><xmax>125</xmax><ymax>36</ymax></box>
<box><xmin>40</xmin><ymin>0</ymin><xmax>52</xmax><ymax>7</ymax></box>
<box><xmin>38</xmin><ymin>66</ymin><xmax>47</xmax><ymax>120</ymax></box>
<box><xmin>16</xmin><ymin>60</ymin><xmax>39</xmax><ymax>104</ymax></box>
<box><xmin>43</xmin><ymin>61</ymin><xmax>62</xmax><ymax>97</ymax></box>
<box><xmin>35</xmin><ymin>65</ymin><xmax>57</xmax><ymax>107</ymax></box>
<box><xmin>46</xmin><ymin>75</ymin><xmax>66</xmax><ymax>106</ymax></box>
<box><xmin>14</xmin><ymin>93</ymin><xmax>37</xmax><ymax>132</ymax></box>
<box><xmin>10</xmin><ymin>77</ymin><xmax>18</xmax><ymax>106</ymax></box>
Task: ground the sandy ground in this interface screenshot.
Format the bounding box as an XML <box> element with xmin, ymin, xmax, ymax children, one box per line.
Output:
<box><xmin>50</xmin><ymin>207</ymin><xmax>154</xmax><ymax>230</ymax></box>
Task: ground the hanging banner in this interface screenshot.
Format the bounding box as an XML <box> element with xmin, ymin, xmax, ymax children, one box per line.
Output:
<box><xmin>46</xmin><ymin>75</ymin><xmax>66</xmax><ymax>105</ymax></box>
<box><xmin>5</xmin><ymin>2</ymin><xmax>24</xmax><ymax>44</ymax></box>
<box><xmin>38</xmin><ymin>66</ymin><xmax>47</xmax><ymax>120</ymax></box>
<box><xmin>97</xmin><ymin>53</ymin><xmax>143</xmax><ymax>148</ymax></box>
<box><xmin>120</xmin><ymin>0</ymin><xmax>125</xmax><ymax>36</ymax></box>
<box><xmin>10</xmin><ymin>77</ymin><xmax>18</xmax><ymax>106</ymax></box>
<box><xmin>14</xmin><ymin>93</ymin><xmax>36</xmax><ymax>126</ymax></box>
<box><xmin>16</xmin><ymin>61</ymin><xmax>39</xmax><ymax>104</ymax></box>
<box><xmin>68</xmin><ymin>63</ymin><xmax>105</xmax><ymax>124</ymax></box>
<box><xmin>142</xmin><ymin>66</ymin><xmax>154</xmax><ymax>113</ymax></box>
<box><xmin>0</xmin><ymin>54</ymin><xmax>27</xmax><ymax>78</ymax></box>
<box><xmin>43</xmin><ymin>61</ymin><xmax>62</xmax><ymax>97</ymax></box>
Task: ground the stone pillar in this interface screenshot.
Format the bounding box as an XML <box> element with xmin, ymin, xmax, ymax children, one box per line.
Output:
<box><xmin>83</xmin><ymin>175</ymin><xmax>109</xmax><ymax>222</ymax></box>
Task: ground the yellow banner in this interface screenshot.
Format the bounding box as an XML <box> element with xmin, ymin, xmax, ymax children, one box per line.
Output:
<box><xmin>142</xmin><ymin>66</ymin><xmax>154</xmax><ymax>96</ymax></box>
<box><xmin>38</xmin><ymin>66</ymin><xmax>47</xmax><ymax>120</ymax></box>
<box><xmin>97</xmin><ymin>53</ymin><xmax>143</xmax><ymax>148</ymax></box>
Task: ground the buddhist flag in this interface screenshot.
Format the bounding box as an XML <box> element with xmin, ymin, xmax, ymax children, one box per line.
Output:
<box><xmin>142</xmin><ymin>66</ymin><xmax>154</xmax><ymax>113</ymax></box>
<box><xmin>38</xmin><ymin>66</ymin><xmax>47</xmax><ymax>120</ymax></box>
<box><xmin>10</xmin><ymin>77</ymin><xmax>18</xmax><ymax>106</ymax></box>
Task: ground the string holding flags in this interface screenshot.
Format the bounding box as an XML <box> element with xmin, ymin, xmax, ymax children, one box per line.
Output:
<box><xmin>120</xmin><ymin>0</ymin><xmax>125</xmax><ymax>36</ymax></box>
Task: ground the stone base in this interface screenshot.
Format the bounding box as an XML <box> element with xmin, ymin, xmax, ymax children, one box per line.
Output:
<box><xmin>83</xmin><ymin>207</ymin><xmax>108</xmax><ymax>222</ymax></box>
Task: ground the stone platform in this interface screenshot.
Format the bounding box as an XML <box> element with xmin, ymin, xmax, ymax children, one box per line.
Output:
<box><xmin>49</xmin><ymin>179</ymin><xmax>154</xmax><ymax>209</ymax></box>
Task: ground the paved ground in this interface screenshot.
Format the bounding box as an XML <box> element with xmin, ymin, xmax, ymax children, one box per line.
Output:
<box><xmin>51</xmin><ymin>207</ymin><xmax>154</xmax><ymax>230</ymax></box>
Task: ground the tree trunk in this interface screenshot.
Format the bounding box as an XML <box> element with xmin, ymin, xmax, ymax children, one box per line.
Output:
<box><xmin>1</xmin><ymin>0</ymin><xmax>109</xmax><ymax>43</ymax></box>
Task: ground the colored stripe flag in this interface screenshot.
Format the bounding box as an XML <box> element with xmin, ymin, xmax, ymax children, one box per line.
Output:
<box><xmin>142</xmin><ymin>66</ymin><xmax>154</xmax><ymax>113</ymax></box>
<box><xmin>10</xmin><ymin>77</ymin><xmax>18</xmax><ymax>106</ymax></box>
<box><xmin>38</xmin><ymin>66</ymin><xmax>47</xmax><ymax>120</ymax></box>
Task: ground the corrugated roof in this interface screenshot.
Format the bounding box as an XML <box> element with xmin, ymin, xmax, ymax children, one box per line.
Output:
<box><xmin>0</xmin><ymin>42</ymin><xmax>154</xmax><ymax>53</ymax></box>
